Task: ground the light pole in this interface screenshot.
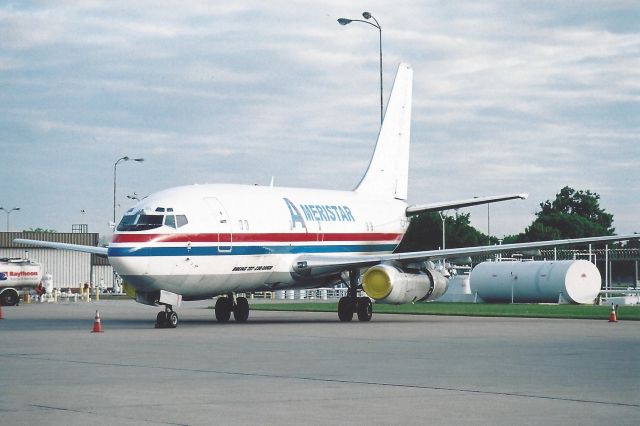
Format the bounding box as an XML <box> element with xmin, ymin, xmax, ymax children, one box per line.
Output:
<box><xmin>338</xmin><ymin>11</ymin><xmax>383</xmax><ymax>125</ymax></box>
<box><xmin>0</xmin><ymin>207</ymin><xmax>20</xmax><ymax>232</ymax></box>
<box><xmin>439</xmin><ymin>211</ymin><xmax>447</xmax><ymax>250</ymax></box>
<box><xmin>487</xmin><ymin>203</ymin><xmax>491</xmax><ymax>244</ymax></box>
<box><xmin>113</xmin><ymin>156</ymin><xmax>144</xmax><ymax>227</ymax></box>
<box><xmin>474</xmin><ymin>195</ymin><xmax>491</xmax><ymax>244</ymax></box>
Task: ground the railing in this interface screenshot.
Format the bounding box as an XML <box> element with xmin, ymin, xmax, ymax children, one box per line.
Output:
<box><xmin>237</xmin><ymin>288</ymin><xmax>364</xmax><ymax>301</ymax></box>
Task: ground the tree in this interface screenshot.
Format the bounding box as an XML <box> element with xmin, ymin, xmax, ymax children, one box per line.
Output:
<box><xmin>397</xmin><ymin>186</ymin><xmax>617</xmax><ymax>251</ymax></box>
<box><xmin>396</xmin><ymin>212</ymin><xmax>494</xmax><ymax>252</ymax></box>
<box><xmin>24</xmin><ymin>228</ymin><xmax>57</xmax><ymax>233</ymax></box>
<box><xmin>504</xmin><ymin>186</ymin><xmax>614</xmax><ymax>243</ymax></box>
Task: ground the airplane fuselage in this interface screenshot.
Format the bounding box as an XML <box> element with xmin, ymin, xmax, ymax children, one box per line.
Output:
<box><xmin>108</xmin><ymin>184</ymin><xmax>409</xmax><ymax>300</ymax></box>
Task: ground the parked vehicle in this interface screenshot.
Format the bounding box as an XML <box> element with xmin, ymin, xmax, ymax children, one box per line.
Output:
<box><xmin>0</xmin><ymin>258</ymin><xmax>42</xmax><ymax>305</ymax></box>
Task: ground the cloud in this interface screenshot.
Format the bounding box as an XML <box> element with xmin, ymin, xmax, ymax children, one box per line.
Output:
<box><xmin>0</xmin><ymin>1</ymin><xmax>638</xmax><ymax>236</ymax></box>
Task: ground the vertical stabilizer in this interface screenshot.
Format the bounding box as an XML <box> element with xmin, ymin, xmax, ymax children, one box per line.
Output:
<box><xmin>355</xmin><ymin>63</ymin><xmax>413</xmax><ymax>200</ymax></box>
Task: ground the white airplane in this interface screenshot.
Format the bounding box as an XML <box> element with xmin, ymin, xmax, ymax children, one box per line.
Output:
<box><xmin>16</xmin><ymin>63</ymin><xmax>638</xmax><ymax>327</ymax></box>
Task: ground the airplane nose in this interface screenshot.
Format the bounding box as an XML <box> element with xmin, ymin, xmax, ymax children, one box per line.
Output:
<box><xmin>108</xmin><ymin>249</ymin><xmax>149</xmax><ymax>278</ymax></box>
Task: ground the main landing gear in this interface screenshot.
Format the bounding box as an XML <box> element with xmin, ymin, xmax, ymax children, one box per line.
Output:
<box><xmin>338</xmin><ymin>270</ymin><xmax>373</xmax><ymax>322</ymax></box>
<box><xmin>156</xmin><ymin>305</ymin><xmax>178</xmax><ymax>328</ymax></box>
<box><xmin>214</xmin><ymin>294</ymin><xmax>250</xmax><ymax>323</ymax></box>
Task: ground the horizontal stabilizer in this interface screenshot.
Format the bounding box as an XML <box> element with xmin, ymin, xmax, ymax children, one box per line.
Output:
<box><xmin>406</xmin><ymin>193</ymin><xmax>528</xmax><ymax>216</ymax></box>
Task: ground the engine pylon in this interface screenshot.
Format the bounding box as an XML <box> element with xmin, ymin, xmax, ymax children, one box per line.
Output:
<box><xmin>608</xmin><ymin>305</ymin><xmax>618</xmax><ymax>323</ymax></box>
<box><xmin>92</xmin><ymin>310</ymin><xmax>104</xmax><ymax>332</ymax></box>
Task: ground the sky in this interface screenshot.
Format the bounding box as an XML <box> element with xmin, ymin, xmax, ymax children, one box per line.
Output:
<box><xmin>1</xmin><ymin>0</ymin><xmax>638</xmax><ymax>239</ymax></box>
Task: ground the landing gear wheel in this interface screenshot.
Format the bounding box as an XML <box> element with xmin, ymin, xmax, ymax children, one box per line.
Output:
<box><xmin>155</xmin><ymin>311</ymin><xmax>169</xmax><ymax>328</ymax></box>
<box><xmin>233</xmin><ymin>297</ymin><xmax>250</xmax><ymax>322</ymax></box>
<box><xmin>356</xmin><ymin>297</ymin><xmax>372</xmax><ymax>322</ymax></box>
<box><xmin>1</xmin><ymin>291</ymin><xmax>19</xmax><ymax>306</ymax></box>
<box><xmin>338</xmin><ymin>297</ymin><xmax>354</xmax><ymax>322</ymax></box>
<box><xmin>167</xmin><ymin>311</ymin><xmax>178</xmax><ymax>328</ymax></box>
<box><xmin>215</xmin><ymin>297</ymin><xmax>232</xmax><ymax>322</ymax></box>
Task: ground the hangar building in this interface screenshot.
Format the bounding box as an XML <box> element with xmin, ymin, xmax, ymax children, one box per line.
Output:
<box><xmin>0</xmin><ymin>232</ymin><xmax>113</xmax><ymax>290</ymax></box>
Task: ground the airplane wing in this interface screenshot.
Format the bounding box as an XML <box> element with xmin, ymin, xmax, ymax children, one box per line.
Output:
<box><xmin>406</xmin><ymin>193</ymin><xmax>528</xmax><ymax>216</ymax></box>
<box><xmin>14</xmin><ymin>238</ymin><xmax>109</xmax><ymax>256</ymax></box>
<box><xmin>294</xmin><ymin>233</ymin><xmax>639</xmax><ymax>276</ymax></box>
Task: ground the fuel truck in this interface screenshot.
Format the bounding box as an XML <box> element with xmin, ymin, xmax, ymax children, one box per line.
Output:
<box><xmin>0</xmin><ymin>258</ymin><xmax>42</xmax><ymax>305</ymax></box>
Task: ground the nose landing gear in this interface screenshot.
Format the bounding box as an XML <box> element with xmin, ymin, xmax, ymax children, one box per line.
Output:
<box><xmin>153</xmin><ymin>290</ymin><xmax>183</xmax><ymax>328</ymax></box>
<box><xmin>156</xmin><ymin>305</ymin><xmax>178</xmax><ymax>328</ymax></box>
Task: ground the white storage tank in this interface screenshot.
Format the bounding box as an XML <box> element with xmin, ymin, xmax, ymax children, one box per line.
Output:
<box><xmin>470</xmin><ymin>260</ymin><xmax>601</xmax><ymax>304</ymax></box>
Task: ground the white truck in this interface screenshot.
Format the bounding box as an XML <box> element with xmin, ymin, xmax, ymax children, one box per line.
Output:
<box><xmin>0</xmin><ymin>258</ymin><xmax>42</xmax><ymax>306</ymax></box>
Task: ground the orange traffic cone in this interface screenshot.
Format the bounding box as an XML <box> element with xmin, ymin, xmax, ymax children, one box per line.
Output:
<box><xmin>91</xmin><ymin>310</ymin><xmax>103</xmax><ymax>332</ymax></box>
<box><xmin>0</xmin><ymin>304</ymin><xmax>4</xmax><ymax>320</ymax></box>
<box><xmin>608</xmin><ymin>305</ymin><xmax>618</xmax><ymax>323</ymax></box>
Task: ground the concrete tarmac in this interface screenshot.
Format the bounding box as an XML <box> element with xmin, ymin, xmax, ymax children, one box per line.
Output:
<box><xmin>0</xmin><ymin>300</ymin><xmax>638</xmax><ymax>425</ymax></box>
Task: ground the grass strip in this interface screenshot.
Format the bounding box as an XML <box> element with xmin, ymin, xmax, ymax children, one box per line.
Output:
<box><xmin>251</xmin><ymin>302</ymin><xmax>640</xmax><ymax>320</ymax></box>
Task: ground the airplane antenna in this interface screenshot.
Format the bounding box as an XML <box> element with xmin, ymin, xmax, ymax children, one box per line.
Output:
<box><xmin>270</xmin><ymin>176</ymin><xmax>275</xmax><ymax>187</ymax></box>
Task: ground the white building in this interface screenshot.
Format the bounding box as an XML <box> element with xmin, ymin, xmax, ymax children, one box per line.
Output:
<box><xmin>0</xmin><ymin>232</ymin><xmax>113</xmax><ymax>290</ymax></box>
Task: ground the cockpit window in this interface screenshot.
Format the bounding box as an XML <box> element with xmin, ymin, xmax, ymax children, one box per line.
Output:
<box><xmin>117</xmin><ymin>209</ymin><xmax>188</xmax><ymax>231</ymax></box>
<box><xmin>117</xmin><ymin>214</ymin><xmax>163</xmax><ymax>231</ymax></box>
<box><xmin>164</xmin><ymin>215</ymin><xmax>176</xmax><ymax>228</ymax></box>
<box><xmin>138</xmin><ymin>214</ymin><xmax>163</xmax><ymax>227</ymax></box>
<box><xmin>118</xmin><ymin>214</ymin><xmax>137</xmax><ymax>229</ymax></box>
<box><xmin>176</xmin><ymin>215</ymin><xmax>188</xmax><ymax>228</ymax></box>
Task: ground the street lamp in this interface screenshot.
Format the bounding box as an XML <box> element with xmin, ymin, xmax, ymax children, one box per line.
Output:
<box><xmin>113</xmin><ymin>156</ymin><xmax>144</xmax><ymax>227</ymax></box>
<box><xmin>439</xmin><ymin>211</ymin><xmax>447</xmax><ymax>250</ymax></box>
<box><xmin>0</xmin><ymin>207</ymin><xmax>20</xmax><ymax>232</ymax></box>
<box><xmin>487</xmin><ymin>203</ymin><xmax>491</xmax><ymax>244</ymax></box>
<box><xmin>338</xmin><ymin>11</ymin><xmax>384</xmax><ymax>125</ymax></box>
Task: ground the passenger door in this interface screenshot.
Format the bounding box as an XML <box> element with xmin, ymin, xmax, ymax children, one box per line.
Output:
<box><xmin>204</xmin><ymin>197</ymin><xmax>233</xmax><ymax>253</ymax></box>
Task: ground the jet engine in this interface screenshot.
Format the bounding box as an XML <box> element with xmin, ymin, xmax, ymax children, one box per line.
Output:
<box><xmin>362</xmin><ymin>264</ymin><xmax>449</xmax><ymax>305</ymax></box>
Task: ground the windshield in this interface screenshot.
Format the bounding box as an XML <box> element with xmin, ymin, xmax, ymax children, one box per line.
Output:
<box><xmin>117</xmin><ymin>210</ymin><xmax>189</xmax><ymax>232</ymax></box>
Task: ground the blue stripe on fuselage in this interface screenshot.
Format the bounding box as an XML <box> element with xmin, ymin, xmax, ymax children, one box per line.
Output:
<box><xmin>108</xmin><ymin>244</ymin><xmax>397</xmax><ymax>257</ymax></box>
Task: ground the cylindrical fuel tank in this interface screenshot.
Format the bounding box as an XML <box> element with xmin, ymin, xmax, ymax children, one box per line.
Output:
<box><xmin>0</xmin><ymin>259</ymin><xmax>42</xmax><ymax>287</ymax></box>
<box><xmin>470</xmin><ymin>260</ymin><xmax>601</xmax><ymax>304</ymax></box>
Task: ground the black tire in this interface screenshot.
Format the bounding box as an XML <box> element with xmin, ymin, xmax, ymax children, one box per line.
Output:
<box><xmin>233</xmin><ymin>297</ymin><xmax>250</xmax><ymax>322</ymax></box>
<box><xmin>156</xmin><ymin>311</ymin><xmax>168</xmax><ymax>328</ymax></box>
<box><xmin>337</xmin><ymin>297</ymin><xmax>354</xmax><ymax>322</ymax></box>
<box><xmin>167</xmin><ymin>311</ymin><xmax>178</xmax><ymax>328</ymax></box>
<box><xmin>356</xmin><ymin>297</ymin><xmax>372</xmax><ymax>322</ymax></box>
<box><xmin>1</xmin><ymin>290</ymin><xmax>19</xmax><ymax>306</ymax></box>
<box><xmin>215</xmin><ymin>297</ymin><xmax>232</xmax><ymax>322</ymax></box>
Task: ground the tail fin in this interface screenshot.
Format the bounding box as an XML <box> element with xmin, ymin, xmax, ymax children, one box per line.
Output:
<box><xmin>355</xmin><ymin>63</ymin><xmax>413</xmax><ymax>200</ymax></box>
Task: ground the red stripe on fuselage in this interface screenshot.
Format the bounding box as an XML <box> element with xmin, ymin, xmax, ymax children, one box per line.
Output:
<box><xmin>111</xmin><ymin>232</ymin><xmax>403</xmax><ymax>244</ymax></box>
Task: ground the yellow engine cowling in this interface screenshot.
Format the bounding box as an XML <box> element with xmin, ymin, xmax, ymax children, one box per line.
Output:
<box><xmin>362</xmin><ymin>264</ymin><xmax>449</xmax><ymax>304</ymax></box>
<box><xmin>122</xmin><ymin>281</ymin><xmax>137</xmax><ymax>299</ymax></box>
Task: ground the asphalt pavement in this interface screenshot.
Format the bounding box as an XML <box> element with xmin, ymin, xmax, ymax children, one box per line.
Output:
<box><xmin>0</xmin><ymin>300</ymin><xmax>638</xmax><ymax>425</ymax></box>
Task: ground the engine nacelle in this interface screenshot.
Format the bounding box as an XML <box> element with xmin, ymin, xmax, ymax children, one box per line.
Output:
<box><xmin>362</xmin><ymin>264</ymin><xmax>449</xmax><ymax>305</ymax></box>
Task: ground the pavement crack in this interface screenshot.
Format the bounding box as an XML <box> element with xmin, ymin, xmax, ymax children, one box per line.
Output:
<box><xmin>7</xmin><ymin>353</ymin><xmax>639</xmax><ymax>409</ymax></box>
<box><xmin>31</xmin><ymin>404</ymin><xmax>188</xmax><ymax>426</ymax></box>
